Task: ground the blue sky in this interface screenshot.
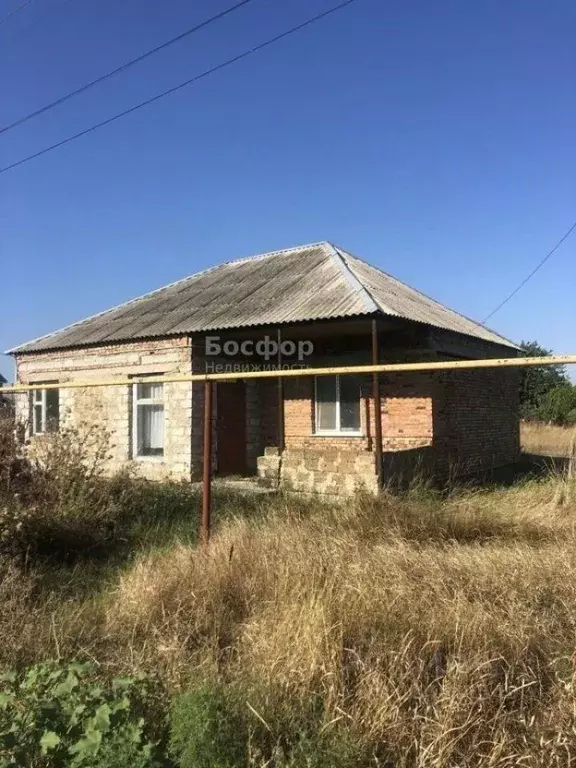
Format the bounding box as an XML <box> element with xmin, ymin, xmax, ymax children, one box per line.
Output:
<box><xmin>1</xmin><ymin>0</ymin><xmax>575</xmax><ymax>382</ymax></box>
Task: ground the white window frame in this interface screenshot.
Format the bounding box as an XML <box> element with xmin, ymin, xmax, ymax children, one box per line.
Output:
<box><xmin>132</xmin><ymin>378</ymin><xmax>165</xmax><ymax>460</ymax></box>
<box><xmin>31</xmin><ymin>384</ymin><xmax>59</xmax><ymax>435</ymax></box>
<box><xmin>314</xmin><ymin>374</ymin><xmax>362</xmax><ymax>436</ymax></box>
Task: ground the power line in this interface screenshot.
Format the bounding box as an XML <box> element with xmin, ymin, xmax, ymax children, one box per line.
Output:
<box><xmin>0</xmin><ymin>0</ymin><xmax>33</xmax><ymax>26</ymax></box>
<box><xmin>480</xmin><ymin>218</ymin><xmax>576</xmax><ymax>325</ymax></box>
<box><xmin>0</xmin><ymin>0</ymin><xmax>257</xmax><ymax>136</ymax></box>
<box><xmin>0</xmin><ymin>0</ymin><xmax>361</xmax><ymax>176</ymax></box>
<box><xmin>3</xmin><ymin>0</ymin><xmax>77</xmax><ymax>46</ymax></box>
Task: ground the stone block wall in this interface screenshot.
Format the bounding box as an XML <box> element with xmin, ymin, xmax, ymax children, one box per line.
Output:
<box><xmin>15</xmin><ymin>338</ymin><xmax>194</xmax><ymax>481</ymax></box>
<box><xmin>281</xmin><ymin>447</ymin><xmax>378</xmax><ymax>496</ymax></box>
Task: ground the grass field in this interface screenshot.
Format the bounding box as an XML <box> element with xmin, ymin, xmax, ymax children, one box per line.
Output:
<box><xmin>521</xmin><ymin>420</ymin><xmax>576</xmax><ymax>457</ymax></box>
<box><xmin>3</xmin><ymin>420</ymin><xmax>576</xmax><ymax>765</ymax></box>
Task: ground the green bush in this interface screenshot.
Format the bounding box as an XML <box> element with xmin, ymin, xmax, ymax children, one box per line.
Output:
<box><xmin>170</xmin><ymin>683</ymin><xmax>248</xmax><ymax>768</ymax></box>
<box><xmin>0</xmin><ymin>422</ymin><xmax>121</xmax><ymax>561</ymax></box>
<box><xmin>263</xmin><ymin>730</ymin><xmax>362</xmax><ymax>767</ymax></box>
<box><xmin>170</xmin><ymin>682</ymin><xmax>367</xmax><ymax>768</ymax></box>
<box><xmin>537</xmin><ymin>384</ymin><xmax>576</xmax><ymax>425</ymax></box>
<box><xmin>519</xmin><ymin>340</ymin><xmax>570</xmax><ymax>418</ymax></box>
<box><xmin>0</xmin><ymin>661</ymin><xmax>168</xmax><ymax>767</ymax></box>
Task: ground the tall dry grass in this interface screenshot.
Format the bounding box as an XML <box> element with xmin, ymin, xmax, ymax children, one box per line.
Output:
<box><xmin>4</xmin><ymin>411</ymin><xmax>576</xmax><ymax>764</ymax></box>
<box><xmin>101</xmin><ymin>480</ymin><xmax>576</xmax><ymax>765</ymax></box>
<box><xmin>521</xmin><ymin>420</ymin><xmax>576</xmax><ymax>458</ymax></box>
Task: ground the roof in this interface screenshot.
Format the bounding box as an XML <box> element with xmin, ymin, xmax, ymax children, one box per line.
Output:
<box><xmin>8</xmin><ymin>241</ymin><xmax>518</xmax><ymax>353</ymax></box>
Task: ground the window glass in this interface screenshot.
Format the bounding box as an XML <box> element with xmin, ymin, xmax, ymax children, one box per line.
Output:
<box><xmin>134</xmin><ymin>379</ymin><xmax>164</xmax><ymax>457</ymax></box>
<box><xmin>316</xmin><ymin>376</ymin><xmax>337</xmax><ymax>431</ymax></box>
<box><xmin>339</xmin><ymin>375</ymin><xmax>361</xmax><ymax>431</ymax></box>
<box><xmin>137</xmin><ymin>382</ymin><xmax>163</xmax><ymax>401</ymax></box>
<box><xmin>315</xmin><ymin>375</ymin><xmax>361</xmax><ymax>433</ymax></box>
<box><xmin>33</xmin><ymin>400</ymin><xmax>44</xmax><ymax>434</ymax></box>
<box><xmin>136</xmin><ymin>403</ymin><xmax>164</xmax><ymax>456</ymax></box>
<box><xmin>31</xmin><ymin>385</ymin><xmax>59</xmax><ymax>434</ymax></box>
<box><xmin>45</xmin><ymin>389</ymin><xmax>60</xmax><ymax>432</ymax></box>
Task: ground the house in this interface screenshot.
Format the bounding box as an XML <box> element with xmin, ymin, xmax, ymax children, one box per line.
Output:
<box><xmin>8</xmin><ymin>242</ymin><xmax>520</xmax><ymax>494</ymax></box>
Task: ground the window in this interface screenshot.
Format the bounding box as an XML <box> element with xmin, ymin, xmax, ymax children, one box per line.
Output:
<box><xmin>133</xmin><ymin>379</ymin><xmax>164</xmax><ymax>457</ymax></box>
<box><xmin>314</xmin><ymin>375</ymin><xmax>361</xmax><ymax>434</ymax></box>
<box><xmin>31</xmin><ymin>385</ymin><xmax>59</xmax><ymax>434</ymax></box>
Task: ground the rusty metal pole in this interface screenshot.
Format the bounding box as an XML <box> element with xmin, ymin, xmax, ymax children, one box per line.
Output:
<box><xmin>372</xmin><ymin>318</ymin><xmax>383</xmax><ymax>489</ymax></box>
<box><xmin>277</xmin><ymin>328</ymin><xmax>285</xmax><ymax>452</ymax></box>
<box><xmin>201</xmin><ymin>379</ymin><xmax>213</xmax><ymax>544</ymax></box>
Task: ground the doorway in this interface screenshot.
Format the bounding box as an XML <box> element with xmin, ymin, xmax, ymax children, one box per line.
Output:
<box><xmin>216</xmin><ymin>381</ymin><xmax>247</xmax><ymax>475</ymax></box>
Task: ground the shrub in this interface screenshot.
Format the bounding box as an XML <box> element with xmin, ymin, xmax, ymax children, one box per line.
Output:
<box><xmin>0</xmin><ymin>416</ymin><xmax>31</xmax><ymax>501</ymax></box>
<box><xmin>0</xmin><ymin>422</ymin><xmax>121</xmax><ymax>560</ymax></box>
<box><xmin>170</xmin><ymin>683</ymin><xmax>248</xmax><ymax>768</ymax></box>
<box><xmin>0</xmin><ymin>416</ymin><xmax>204</xmax><ymax>563</ymax></box>
<box><xmin>0</xmin><ymin>661</ymin><xmax>168</xmax><ymax>767</ymax></box>
<box><xmin>273</xmin><ymin>732</ymin><xmax>364</xmax><ymax>768</ymax></box>
<box><xmin>537</xmin><ymin>384</ymin><xmax>576</xmax><ymax>425</ymax></box>
<box><xmin>169</xmin><ymin>682</ymin><xmax>362</xmax><ymax>768</ymax></box>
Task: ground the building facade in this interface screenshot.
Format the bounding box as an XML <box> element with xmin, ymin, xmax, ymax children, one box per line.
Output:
<box><xmin>10</xmin><ymin>243</ymin><xmax>520</xmax><ymax>494</ymax></box>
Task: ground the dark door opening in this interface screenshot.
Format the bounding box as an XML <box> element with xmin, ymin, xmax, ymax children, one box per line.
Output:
<box><xmin>216</xmin><ymin>381</ymin><xmax>247</xmax><ymax>475</ymax></box>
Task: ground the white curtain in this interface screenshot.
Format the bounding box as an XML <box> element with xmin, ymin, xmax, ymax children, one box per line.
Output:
<box><xmin>147</xmin><ymin>405</ymin><xmax>164</xmax><ymax>450</ymax></box>
<box><xmin>138</xmin><ymin>382</ymin><xmax>163</xmax><ymax>401</ymax></box>
<box><xmin>138</xmin><ymin>404</ymin><xmax>164</xmax><ymax>453</ymax></box>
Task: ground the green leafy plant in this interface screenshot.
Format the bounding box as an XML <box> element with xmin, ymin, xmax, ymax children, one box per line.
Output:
<box><xmin>0</xmin><ymin>661</ymin><xmax>168</xmax><ymax>767</ymax></box>
<box><xmin>170</xmin><ymin>682</ymin><xmax>365</xmax><ymax>768</ymax></box>
<box><xmin>537</xmin><ymin>384</ymin><xmax>576</xmax><ymax>425</ymax></box>
<box><xmin>519</xmin><ymin>340</ymin><xmax>569</xmax><ymax>419</ymax></box>
<box><xmin>170</xmin><ymin>683</ymin><xmax>248</xmax><ymax>768</ymax></box>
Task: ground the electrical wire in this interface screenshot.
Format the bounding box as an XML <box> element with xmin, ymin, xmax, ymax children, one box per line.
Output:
<box><xmin>480</xmin><ymin>218</ymin><xmax>576</xmax><ymax>325</ymax></box>
<box><xmin>0</xmin><ymin>0</ymin><xmax>33</xmax><ymax>27</ymax></box>
<box><xmin>0</xmin><ymin>0</ymin><xmax>257</xmax><ymax>135</ymax></box>
<box><xmin>0</xmin><ymin>0</ymin><xmax>361</xmax><ymax>175</ymax></box>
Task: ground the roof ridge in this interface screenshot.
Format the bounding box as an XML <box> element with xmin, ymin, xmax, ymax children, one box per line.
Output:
<box><xmin>328</xmin><ymin>244</ymin><xmax>379</xmax><ymax>314</ymax></box>
<box><xmin>336</xmin><ymin>245</ymin><xmax>518</xmax><ymax>348</ymax></box>
<box><xmin>6</xmin><ymin>241</ymin><xmax>332</xmax><ymax>354</ymax></box>
<box><xmin>210</xmin><ymin>240</ymin><xmax>332</xmax><ymax>270</ymax></box>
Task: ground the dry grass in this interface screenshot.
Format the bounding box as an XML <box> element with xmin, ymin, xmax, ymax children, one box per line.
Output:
<box><xmin>521</xmin><ymin>420</ymin><xmax>576</xmax><ymax>457</ymax></box>
<box><xmin>4</xmin><ymin>413</ymin><xmax>576</xmax><ymax>764</ymax></box>
<box><xmin>3</xmin><ymin>478</ymin><xmax>576</xmax><ymax>765</ymax></box>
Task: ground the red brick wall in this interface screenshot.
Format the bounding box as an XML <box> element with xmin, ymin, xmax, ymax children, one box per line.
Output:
<box><xmin>436</xmin><ymin>368</ymin><xmax>520</xmax><ymax>475</ymax></box>
<box><xmin>363</xmin><ymin>372</ymin><xmax>436</xmax><ymax>452</ymax></box>
<box><xmin>284</xmin><ymin>378</ymin><xmax>313</xmax><ymax>440</ymax></box>
<box><xmin>275</xmin><ymin>368</ymin><xmax>519</xmax><ymax>480</ymax></box>
<box><xmin>281</xmin><ymin>374</ymin><xmax>433</xmax><ymax>452</ymax></box>
<box><xmin>282</xmin><ymin>377</ymin><xmax>372</xmax><ymax>450</ymax></box>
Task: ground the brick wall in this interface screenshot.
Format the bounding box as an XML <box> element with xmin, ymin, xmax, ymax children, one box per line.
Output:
<box><xmin>258</xmin><ymin>372</ymin><xmax>436</xmax><ymax>495</ymax></box>
<box><xmin>436</xmin><ymin>368</ymin><xmax>520</xmax><ymax>477</ymax></box>
<box><xmin>258</xmin><ymin>366</ymin><xmax>519</xmax><ymax>493</ymax></box>
<box><xmin>14</xmin><ymin>338</ymin><xmax>520</xmax><ymax>491</ymax></box>
<box><xmin>15</xmin><ymin>338</ymin><xmax>194</xmax><ymax>481</ymax></box>
<box><xmin>281</xmin><ymin>373</ymin><xmax>435</xmax><ymax>452</ymax></box>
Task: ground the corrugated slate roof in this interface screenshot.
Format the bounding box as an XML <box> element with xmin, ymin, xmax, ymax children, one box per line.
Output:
<box><xmin>8</xmin><ymin>242</ymin><xmax>518</xmax><ymax>353</ymax></box>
